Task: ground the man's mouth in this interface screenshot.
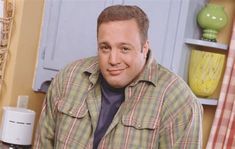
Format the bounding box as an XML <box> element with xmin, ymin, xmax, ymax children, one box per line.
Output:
<box><xmin>107</xmin><ymin>68</ymin><xmax>125</xmax><ymax>75</ymax></box>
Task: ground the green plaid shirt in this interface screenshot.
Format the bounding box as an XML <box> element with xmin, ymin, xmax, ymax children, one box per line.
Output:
<box><xmin>34</xmin><ymin>52</ymin><xmax>203</xmax><ymax>149</ymax></box>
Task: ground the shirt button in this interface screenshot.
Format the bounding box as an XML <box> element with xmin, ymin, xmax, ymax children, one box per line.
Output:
<box><xmin>137</xmin><ymin>124</ymin><xmax>141</xmax><ymax>128</ymax></box>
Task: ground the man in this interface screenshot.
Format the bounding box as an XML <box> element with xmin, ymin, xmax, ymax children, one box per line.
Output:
<box><xmin>34</xmin><ymin>5</ymin><xmax>203</xmax><ymax>149</ymax></box>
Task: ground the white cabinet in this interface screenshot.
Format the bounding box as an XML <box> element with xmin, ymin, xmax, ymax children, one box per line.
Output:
<box><xmin>33</xmin><ymin>0</ymin><xmax>110</xmax><ymax>91</ymax></box>
<box><xmin>42</xmin><ymin>0</ymin><xmax>108</xmax><ymax>71</ymax></box>
<box><xmin>33</xmin><ymin>0</ymin><xmax>206</xmax><ymax>92</ymax></box>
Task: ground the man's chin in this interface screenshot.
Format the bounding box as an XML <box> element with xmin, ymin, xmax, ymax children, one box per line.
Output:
<box><xmin>106</xmin><ymin>79</ymin><xmax>126</xmax><ymax>88</ymax></box>
<box><xmin>109</xmin><ymin>83</ymin><xmax>125</xmax><ymax>88</ymax></box>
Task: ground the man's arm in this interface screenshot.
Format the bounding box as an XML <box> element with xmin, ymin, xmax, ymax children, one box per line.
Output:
<box><xmin>159</xmin><ymin>79</ymin><xmax>203</xmax><ymax>149</ymax></box>
<box><xmin>33</xmin><ymin>75</ymin><xmax>62</xmax><ymax>149</ymax></box>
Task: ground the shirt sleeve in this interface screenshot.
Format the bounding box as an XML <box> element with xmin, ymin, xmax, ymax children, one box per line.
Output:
<box><xmin>158</xmin><ymin>78</ymin><xmax>203</xmax><ymax>149</ymax></box>
<box><xmin>33</xmin><ymin>74</ymin><xmax>62</xmax><ymax>149</ymax></box>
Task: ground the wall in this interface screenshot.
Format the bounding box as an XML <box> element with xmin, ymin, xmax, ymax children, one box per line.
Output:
<box><xmin>0</xmin><ymin>0</ymin><xmax>45</xmax><ymax>137</ymax></box>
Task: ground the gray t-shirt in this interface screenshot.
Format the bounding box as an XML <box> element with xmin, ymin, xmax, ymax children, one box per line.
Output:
<box><xmin>93</xmin><ymin>76</ymin><xmax>125</xmax><ymax>149</ymax></box>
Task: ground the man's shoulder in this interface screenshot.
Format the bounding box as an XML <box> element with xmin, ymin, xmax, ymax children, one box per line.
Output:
<box><xmin>62</xmin><ymin>56</ymin><xmax>98</xmax><ymax>74</ymax></box>
<box><xmin>156</xmin><ymin>65</ymin><xmax>202</xmax><ymax>121</ymax></box>
<box><xmin>156</xmin><ymin>64</ymin><xmax>182</xmax><ymax>86</ymax></box>
<box><xmin>51</xmin><ymin>56</ymin><xmax>99</xmax><ymax>97</ymax></box>
<box><xmin>53</xmin><ymin>56</ymin><xmax>99</xmax><ymax>84</ymax></box>
<box><xmin>156</xmin><ymin>64</ymin><xmax>199</xmax><ymax>103</ymax></box>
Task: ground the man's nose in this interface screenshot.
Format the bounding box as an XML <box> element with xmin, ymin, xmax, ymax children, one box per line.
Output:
<box><xmin>108</xmin><ymin>50</ymin><xmax>120</xmax><ymax>65</ymax></box>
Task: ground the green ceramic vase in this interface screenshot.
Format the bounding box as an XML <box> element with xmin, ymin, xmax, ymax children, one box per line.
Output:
<box><xmin>197</xmin><ymin>4</ymin><xmax>228</xmax><ymax>42</ymax></box>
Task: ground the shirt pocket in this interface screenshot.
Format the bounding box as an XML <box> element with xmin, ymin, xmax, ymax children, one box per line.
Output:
<box><xmin>122</xmin><ymin>116</ymin><xmax>157</xmax><ymax>130</ymax></box>
<box><xmin>55</xmin><ymin>100</ymin><xmax>92</xmax><ymax>149</ymax></box>
<box><xmin>119</xmin><ymin>112</ymin><xmax>160</xmax><ymax>148</ymax></box>
<box><xmin>57</xmin><ymin>100</ymin><xmax>88</xmax><ymax>118</ymax></box>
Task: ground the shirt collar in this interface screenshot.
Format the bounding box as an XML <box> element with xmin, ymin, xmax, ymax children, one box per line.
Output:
<box><xmin>83</xmin><ymin>57</ymin><xmax>100</xmax><ymax>87</ymax></box>
<box><xmin>129</xmin><ymin>50</ymin><xmax>158</xmax><ymax>87</ymax></box>
<box><xmin>83</xmin><ymin>50</ymin><xmax>158</xmax><ymax>87</ymax></box>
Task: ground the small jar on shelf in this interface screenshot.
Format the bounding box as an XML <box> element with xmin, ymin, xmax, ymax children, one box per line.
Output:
<box><xmin>197</xmin><ymin>3</ymin><xmax>228</xmax><ymax>42</ymax></box>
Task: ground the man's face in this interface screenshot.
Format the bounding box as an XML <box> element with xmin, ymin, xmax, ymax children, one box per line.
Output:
<box><xmin>97</xmin><ymin>19</ymin><xmax>149</xmax><ymax>88</ymax></box>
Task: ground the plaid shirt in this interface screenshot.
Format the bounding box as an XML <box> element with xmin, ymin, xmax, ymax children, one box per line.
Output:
<box><xmin>34</xmin><ymin>52</ymin><xmax>203</xmax><ymax>149</ymax></box>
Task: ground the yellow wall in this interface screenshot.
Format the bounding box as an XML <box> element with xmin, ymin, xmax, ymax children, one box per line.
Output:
<box><xmin>0</xmin><ymin>0</ymin><xmax>45</xmax><ymax>136</ymax></box>
<box><xmin>0</xmin><ymin>0</ymin><xmax>234</xmax><ymax>147</ymax></box>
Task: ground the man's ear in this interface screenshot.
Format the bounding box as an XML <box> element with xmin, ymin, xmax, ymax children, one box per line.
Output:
<box><xmin>143</xmin><ymin>40</ymin><xmax>149</xmax><ymax>58</ymax></box>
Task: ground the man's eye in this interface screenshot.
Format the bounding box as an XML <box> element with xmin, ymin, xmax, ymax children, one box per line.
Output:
<box><xmin>121</xmin><ymin>47</ymin><xmax>130</xmax><ymax>53</ymax></box>
<box><xmin>99</xmin><ymin>45</ymin><xmax>110</xmax><ymax>52</ymax></box>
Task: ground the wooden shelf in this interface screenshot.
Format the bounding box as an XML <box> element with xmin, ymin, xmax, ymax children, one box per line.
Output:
<box><xmin>197</xmin><ymin>97</ymin><xmax>218</xmax><ymax>106</ymax></box>
<box><xmin>185</xmin><ymin>38</ymin><xmax>228</xmax><ymax>50</ymax></box>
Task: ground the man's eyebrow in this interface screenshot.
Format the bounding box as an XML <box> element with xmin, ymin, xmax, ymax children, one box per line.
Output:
<box><xmin>118</xmin><ymin>42</ymin><xmax>134</xmax><ymax>48</ymax></box>
<box><xmin>98</xmin><ymin>42</ymin><xmax>133</xmax><ymax>48</ymax></box>
<box><xmin>98</xmin><ymin>41</ymin><xmax>109</xmax><ymax>45</ymax></box>
<box><xmin>119</xmin><ymin>42</ymin><xmax>131</xmax><ymax>46</ymax></box>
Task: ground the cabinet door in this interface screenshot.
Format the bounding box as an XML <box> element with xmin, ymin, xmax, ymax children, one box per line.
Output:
<box><xmin>43</xmin><ymin>0</ymin><xmax>109</xmax><ymax>71</ymax></box>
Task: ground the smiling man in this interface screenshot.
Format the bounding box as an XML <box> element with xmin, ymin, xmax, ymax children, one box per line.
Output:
<box><xmin>98</xmin><ymin>19</ymin><xmax>149</xmax><ymax>88</ymax></box>
<box><xmin>34</xmin><ymin>5</ymin><xmax>203</xmax><ymax>149</ymax></box>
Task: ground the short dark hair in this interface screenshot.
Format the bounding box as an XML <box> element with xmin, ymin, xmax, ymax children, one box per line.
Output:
<box><xmin>97</xmin><ymin>5</ymin><xmax>149</xmax><ymax>46</ymax></box>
